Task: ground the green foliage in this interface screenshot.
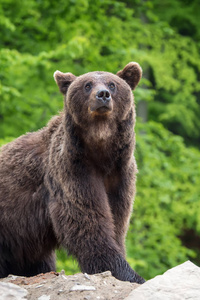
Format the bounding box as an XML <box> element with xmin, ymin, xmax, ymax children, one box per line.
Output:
<box><xmin>1</xmin><ymin>0</ymin><xmax>200</xmax><ymax>279</ymax></box>
<box><xmin>0</xmin><ymin>136</ymin><xmax>15</xmax><ymax>147</ymax></box>
<box><xmin>56</xmin><ymin>249</ymin><xmax>80</xmax><ymax>275</ymax></box>
<box><xmin>127</xmin><ymin>121</ymin><xmax>200</xmax><ymax>279</ymax></box>
<box><xmin>1</xmin><ymin>0</ymin><xmax>200</xmax><ymax>144</ymax></box>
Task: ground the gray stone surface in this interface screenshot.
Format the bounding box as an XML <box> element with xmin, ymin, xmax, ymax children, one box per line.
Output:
<box><xmin>0</xmin><ymin>281</ymin><xmax>28</xmax><ymax>300</ymax></box>
<box><xmin>125</xmin><ymin>260</ymin><xmax>200</xmax><ymax>300</ymax></box>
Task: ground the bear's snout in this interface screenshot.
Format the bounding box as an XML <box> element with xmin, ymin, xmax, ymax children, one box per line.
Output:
<box><xmin>96</xmin><ymin>89</ymin><xmax>111</xmax><ymax>103</ymax></box>
<box><xmin>93</xmin><ymin>89</ymin><xmax>112</xmax><ymax>113</ymax></box>
<box><xmin>90</xmin><ymin>95</ymin><xmax>113</xmax><ymax>115</ymax></box>
<box><xmin>88</xmin><ymin>88</ymin><xmax>113</xmax><ymax>114</ymax></box>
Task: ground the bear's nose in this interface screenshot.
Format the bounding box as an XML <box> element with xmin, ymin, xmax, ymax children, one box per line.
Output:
<box><xmin>96</xmin><ymin>89</ymin><xmax>111</xmax><ymax>102</ymax></box>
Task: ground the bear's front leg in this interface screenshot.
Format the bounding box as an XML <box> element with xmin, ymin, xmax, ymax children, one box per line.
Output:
<box><xmin>106</xmin><ymin>161</ymin><xmax>137</xmax><ymax>258</ymax></box>
<box><xmin>47</xmin><ymin>172</ymin><xmax>145</xmax><ymax>284</ymax></box>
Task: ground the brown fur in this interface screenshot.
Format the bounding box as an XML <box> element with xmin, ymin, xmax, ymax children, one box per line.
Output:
<box><xmin>0</xmin><ymin>62</ymin><xmax>144</xmax><ymax>283</ymax></box>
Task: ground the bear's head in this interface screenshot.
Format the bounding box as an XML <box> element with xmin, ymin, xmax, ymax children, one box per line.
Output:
<box><xmin>54</xmin><ymin>62</ymin><xmax>142</xmax><ymax>142</ymax></box>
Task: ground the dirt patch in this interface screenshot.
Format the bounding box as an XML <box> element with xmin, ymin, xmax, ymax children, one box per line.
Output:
<box><xmin>0</xmin><ymin>271</ymin><xmax>139</xmax><ymax>300</ymax></box>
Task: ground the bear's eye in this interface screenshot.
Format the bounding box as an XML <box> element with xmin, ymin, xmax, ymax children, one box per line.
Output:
<box><xmin>108</xmin><ymin>82</ymin><xmax>115</xmax><ymax>91</ymax></box>
<box><xmin>85</xmin><ymin>82</ymin><xmax>92</xmax><ymax>92</ymax></box>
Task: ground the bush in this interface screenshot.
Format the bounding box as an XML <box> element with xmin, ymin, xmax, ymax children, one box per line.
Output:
<box><xmin>127</xmin><ymin>121</ymin><xmax>200</xmax><ymax>279</ymax></box>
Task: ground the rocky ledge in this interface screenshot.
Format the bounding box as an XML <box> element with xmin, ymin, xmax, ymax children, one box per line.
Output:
<box><xmin>0</xmin><ymin>261</ymin><xmax>200</xmax><ymax>300</ymax></box>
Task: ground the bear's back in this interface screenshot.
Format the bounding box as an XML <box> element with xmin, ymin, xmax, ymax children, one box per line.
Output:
<box><xmin>0</xmin><ymin>114</ymin><xmax>63</xmax><ymax>204</ymax></box>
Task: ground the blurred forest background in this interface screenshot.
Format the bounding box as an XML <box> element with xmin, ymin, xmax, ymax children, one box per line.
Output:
<box><xmin>0</xmin><ymin>0</ymin><xmax>200</xmax><ymax>280</ymax></box>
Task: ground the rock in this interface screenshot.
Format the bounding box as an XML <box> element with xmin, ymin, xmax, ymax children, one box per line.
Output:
<box><xmin>70</xmin><ymin>284</ymin><xmax>96</xmax><ymax>291</ymax></box>
<box><xmin>0</xmin><ymin>270</ymin><xmax>138</xmax><ymax>299</ymax></box>
<box><xmin>1</xmin><ymin>261</ymin><xmax>199</xmax><ymax>299</ymax></box>
<box><xmin>38</xmin><ymin>296</ymin><xmax>50</xmax><ymax>300</ymax></box>
<box><xmin>125</xmin><ymin>260</ymin><xmax>200</xmax><ymax>300</ymax></box>
<box><xmin>0</xmin><ymin>281</ymin><xmax>28</xmax><ymax>300</ymax></box>
<box><xmin>83</xmin><ymin>273</ymin><xmax>91</xmax><ymax>280</ymax></box>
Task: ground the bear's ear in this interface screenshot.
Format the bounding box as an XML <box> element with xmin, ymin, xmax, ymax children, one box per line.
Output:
<box><xmin>117</xmin><ymin>62</ymin><xmax>142</xmax><ymax>90</ymax></box>
<box><xmin>54</xmin><ymin>71</ymin><xmax>76</xmax><ymax>94</ymax></box>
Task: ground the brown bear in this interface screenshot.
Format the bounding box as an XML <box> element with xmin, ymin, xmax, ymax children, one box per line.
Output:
<box><xmin>0</xmin><ymin>62</ymin><xmax>145</xmax><ymax>283</ymax></box>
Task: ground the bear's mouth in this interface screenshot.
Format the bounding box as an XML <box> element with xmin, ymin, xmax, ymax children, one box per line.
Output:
<box><xmin>96</xmin><ymin>106</ymin><xmax>112</xmax><ymax>113</ymax></box>
<box><xmin>89</xmin><ymin>102</ymin><xmax>113</xmax><ymax>115</ymax></box>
